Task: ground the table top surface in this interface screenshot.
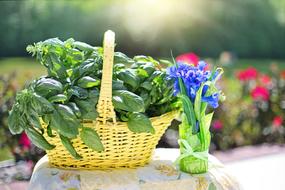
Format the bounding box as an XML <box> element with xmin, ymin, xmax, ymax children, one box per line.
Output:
<box><xmin>28</xmin><ymin>148</ymin><xmax>242</xmax><ymax>190</ymax></box>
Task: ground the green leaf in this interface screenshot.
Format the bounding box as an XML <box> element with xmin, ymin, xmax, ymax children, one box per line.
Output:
<box><xmin>194</xmin><ymin>85</ymin><xmax>203</xmax><ymax>121</ymax></box>
<box><xmin>117</xmin><ymin>70</ymin><xmax>139</xmax><ymax>89</ymax></box>
<box><xmin>178</xmin><ymin>113</ymin><xmax>191</xmax><ymax>139</ymax></box>
<box><xmin>60</xmin><ymin>135</ymin><xmax>82</xmax><ymax>160</ymax></box>
<box><xmin>140</xmin><ymin>81</ymin><xmax>152</xmax><ymax>91</ymax></box>
<box><xmin>74</xmin><ymin>99</ymin><xmax>98</xmax><ymax>120</ymax></box>
<box><xmin>25</xmin><ymin>128</ymin><xmax>55</xmax><ymax>150</ymax></box>
<box><xmin>50</xmin><ymin>105</ymin><xmax>80</xmax><ymax>138</ymax></box>
<box><xmin>114</xmin><ymin>63</ymin><xmax>125</xmax><ymax>71</ymax></box>
<box><xmin>114</xmin><ymin>52</ymin><xmax>134</xmax><ymax>64</ymax></box>
<box><xmin>202</xmin><ymin>112</ymin><xmax>214</xmax><ymax>131</ymax></box>
<box><xmin>136</xmin><ymin>68</ymin><xmax>149</xmax><ymax>78</ymax></box>
<box><xmin>112</xmin><ymin>90</ymin><xmax>145</xmax><ymax>112</ymax></box>
<box><xmin>142</xmin><ymin>63</ymin><xmax>156</xmax><ymax>75</ymax></box>
<box><xmin>127</xmin><ymin>112</ymin><xmax>155</xmax><ymax>134</ymax></box>
<box><xmin>186</xmin><ymin>134</ymin><xmax>201</xmax><ymax>152</ymax></box>
<box><xmin>77</xmin><ymin>76</ymin><xmax>100</xmax><ymax>88</ymax></box>
<box><xmin>81</xmin><ymin>111</ymin><xmax>98</xmax><ymax>120</ymax></box>
<box><xmin>47</xmin><ymin>124</ymin><xmax>56</xmax><ymax>137</ymax></box>
<box><xmin>55</xmin><ymin>104</ymin><xmax>78</xmax><ymax>120</ymax></box>
<box><xmin>42</xmin><ymin>114</ymin><xmax>51</xmax><ymax>124</ymax></box>
<box><xmin>67</xmin><ymin>102</ymin><xmax>82</xmax><ymax>118</ymax></box>
<box><xmin>28</xmin><ymin>113</ymin><xmax>42</xmax><ymax>129</ymax></box>
<box><xmin>80</xmin><ymin>127</ymin><xmax>104</xmax><ymax>152</ymax></box>
<box><xmin>133</xmin><ymin>55</ymin><xmax>159</xmax><ymax>66</ymax></box>
<box><xmin>32</xmin><ymin>93</ymin><xmax>54</xmax><ymax>114</ymax></box>
<box><xmin>88</xmin><ymin>89</ymin><xmax>100</xmax><ymax>100</ymax></box>
<box><xmin>48</xmin><ymin>94</ymin><xmax>67</xmax><ymax>103</ymax></box>
<box><xmin>73</xmin><ymin>41</ymin><xmax>95</xmax><ymax>52</ymax></box>
<box><xmin>112</xmin><ymin>80</ymin><xmax>127</xmax><ymax>90</ymax></box>
<box><xmin>179</xmin><ymin>94</ymin><xmax>197</xmax><ymax>133</ymax></box>
<box><xmin>8</xmin><ymin>105</ymin><xmax>24</xmax><ymax>134</ymax></box>
<box><xmin>68</xmin><ymin>86</ymin><xmax>88</xmax><ymax>99</ymax></box>
<box><xmin>34</xmin><ymin>78</ymin><xmax>63</xmax><ymax>97</ymax></box>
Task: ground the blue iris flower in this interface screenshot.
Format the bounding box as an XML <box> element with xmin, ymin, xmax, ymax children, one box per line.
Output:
<box><xmin>167</xmin><ymin>61</ymin><xmax>220</xmax><ymax>108</ymax></box>
<box><xmin>202</xmin><ymin>93</ymin><xmax>219</xmax><ymax>108</ymax></box>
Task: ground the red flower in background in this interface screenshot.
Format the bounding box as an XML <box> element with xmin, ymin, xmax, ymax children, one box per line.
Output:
<box><xmin>19</xmin><ymin>132</ymin><xmax>31</xmax><ymax>149</ymax></box>
<box><xmin>259</xmin><ymin>74</ymin><xmax>271</xmax><ymax>86</ymax></box>
<box><xmin>237</xmin><ymin>67</ymin><xmax>258</xmax><ymax>81</ymax></box>
<box><xmin>272</xmin><ymin>116</ymin><xmax>283</xmax><ymax>128</ymax></box>
<box><xmin>212</xmin><ymin>120</ymin><xmax>223</xmax><ymax>130</ymax></box>
<box><xmin>176</xmin><ymin>52</ymin><xmax>199</xmax><ymax>66</ymax></box>
<box><xmin>251</xmin><ymin>86</ymin><xmax>270</xmax><ymax>101</ymax></box>
<box><xmin>281</xmin><ymin>70</ymin><xmax>285</xmax><ymax>79</ymax></box>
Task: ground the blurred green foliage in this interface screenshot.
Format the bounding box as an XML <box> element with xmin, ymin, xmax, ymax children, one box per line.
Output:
<box><xmin>0</xmin><ymin>0</ymin><xmax>284</xmax><ymax>58</ymax></box>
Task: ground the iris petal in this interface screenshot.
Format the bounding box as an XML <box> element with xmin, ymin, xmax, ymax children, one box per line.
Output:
<box><xmin>198</xmin><ymin>61</ymin><xmax>207</xmax><ymax>71</ymax></box>
<box><xmin>167</xmin><ymin>61</ymin><xmax>221</xmax><ymax>109</ymax></box>
<box><xmin>202</xmin><ymin>93</ymin><xmax>219</xmax><ymax>108</ymax></box>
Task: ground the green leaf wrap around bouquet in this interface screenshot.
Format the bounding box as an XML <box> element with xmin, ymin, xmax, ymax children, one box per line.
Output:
<box><xmin>167</xmin><ymin>57</ymin><xmax>224</xmax><ymax>174</ymax></box>
<box><xmin>177</xmin><ymin>113</ymin><xmax>212</xmax><ymax>174</ymax></box>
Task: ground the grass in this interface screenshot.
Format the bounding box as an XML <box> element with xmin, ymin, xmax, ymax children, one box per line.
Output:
<box><xmin>0</xmin><ymin>147</ymin><xmax>14</xmax><ymax>161</ymax></box>
<box><xmin>0</xmin><ymin>57</ymin><xmax>46</xmax><ymax>87</ymax></box>
<box><xmin>0</xmin><ymin>57</ymin><xmax>45</xmax><ymax>76</ymax></box>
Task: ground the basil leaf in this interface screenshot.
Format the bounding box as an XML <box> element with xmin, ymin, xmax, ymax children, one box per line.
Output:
<box><xmin>74</xmin><ymin>99</ymin><xmax>98</xmax><ymax>120</ymax></box>
<box><xmin>67</xmin><ymin>102</ymin><xmax>82</xmax><ymax>118</ymax></box>
<box><xmin>117</xmin><ymin>70</ymin><xmax>139</xmax><ymax>89</ymax></box>
<box><xmin>68</xmin><ymin>86</ymin><xmax>88</xmax><ymax>99</ymax></box>
<box><xmin>55</xmin><ymin>104</ymin><xmax>78</xmax><ymax>120</ymax></box>
<box><xmin>114</xmin><ymin>52</ymin><xmax>134</xmax><ymax>64</ymax></box>
<box><xmin>140</xmin><ymin>81</ymin><xmax>152</xmax><ymax>91</ymax></box>
<box><xmin>136</xmin><ymin>68</ymin><xmax>149</xmax><ymax>78</ymax></box>
<box><xmin>34</xmin><ymin>78</ymin><xmax>63</xmax><ymax>97</ymax></box>
<box><xmin>142</xmin><ymin>64</ymin><xmax>156</xmax><ymax>75</ymax></box>
<box><xmin>73</xmin><ymin>41</ymin><xmax>95</xmax><ymax>52</ymax></box>
<box><xmin>50</xmin><ymin>105</ymin><xmax>80</xmax><ymax>138</ymax></box>
<box><xmin>88</xmin><ymin>89</ymin><xmax>99</xmax><ymax>100</ymax></box>
<box><xmin>47</xmin><ymin>124</ymin><xmax>56</xmax><ymax>137</ymax></box>
<box><xmin>32</xmin><ymin>93</ymin><xmax>54</xmax><ymax>114</ymax></box>
<box><xmin>112</xmin><ymin>90</ymin><xmax>145</xmax><ymax>112</ymax></box>
<box><xmin>77</xmin><ymin>76</ymin><xmax>100</xmax><ymax>88</ymax></box>
<box><xmin>60</xmin><ymin>135</ymin><xmax>82</xmax><ymax>160</ymax></box>
<box><xmin>112</xmin><ymin>80</ymin><xmax>127</xmax><ymax>90</ymax></box>
<box><xmin>127</xmin><ymin>112</ymin><xmax>155</xmax><ymax>134</ymax></box>
<box><xmin>80</xmin><ymin>127</ymin><xmax>104</xmax><ymax>152</ymax></box>
<box><xmin>48</xmin><ymin>94</ymin><xmax>67</xmax><ymax>103</ymax></box>
<box><xmin>8</xmin><ymin>105</ymin><xmax>24</xmax><ymax>134</ymax></box>
<box><xmin>25</xmin><ymin>128</ymin><xmax>55</xmax><ymax>150</ymax></box>
<box><xmin>28</xmin><ymin>113</ymin><xmax>42</xmax><ymax>129</ymax></box>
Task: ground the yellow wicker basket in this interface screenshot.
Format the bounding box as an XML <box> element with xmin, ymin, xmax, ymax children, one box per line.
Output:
<box><xmin>44</xmin><ymin>30</ymin><xmax>177</xmax><ymax>169</ymax></box>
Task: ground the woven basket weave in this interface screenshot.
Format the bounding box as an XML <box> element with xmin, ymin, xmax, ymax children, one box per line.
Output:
<box><xmin>44</xmin><ymin>30</ymin><xmax>177</xmax><ymax>169</ymax></box>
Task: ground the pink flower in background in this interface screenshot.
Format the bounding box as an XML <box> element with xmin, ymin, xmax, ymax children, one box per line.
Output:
<box><xmin>259</xmin><ymin>74</ymin><xmax>271</xmax><ymax>86</ymax></box>
<box><xmin>237</xmin><ymin>67</ymin><xmax>258</xmax><ymax>81</ymax></box>
<box><xmin>176</xmin><ymin>52</ymin><xmax>199</xmax><ymax>66</ymax></box>
<box><xmin>212</xmin><ymin>120</ymin><xmax>223</xmax><ymax>130</ymax></box>
<box><xmin>272</xmin><ymin>116</ymin><xmax>283</xmax><ymax>128</ymax></box>
<box><xmin>250</xmin><ymin>86</ymin><xmax>270</xmax><ymax>101</ymax></box>
<box><xmin>19</xmin><ymin>132</ymin><xmax>31</xmax><ymax>149</ymax></box>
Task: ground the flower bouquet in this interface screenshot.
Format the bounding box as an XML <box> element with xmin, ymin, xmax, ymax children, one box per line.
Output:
<box><xmin>168</xmin><ymin>58</ymin><xmax>225</xmax><ymax>174</ymax></box>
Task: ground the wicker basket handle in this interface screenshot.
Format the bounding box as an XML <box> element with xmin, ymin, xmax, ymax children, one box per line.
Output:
<box><xmin>96</xmin><ymin>30</ymin><xmax>116</xmax><ymax>124</ymax></box>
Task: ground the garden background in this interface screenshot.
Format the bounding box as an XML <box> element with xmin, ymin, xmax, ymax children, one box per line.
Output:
<box><xmin>0</xmin><ymin>0</ymin><xmax>285</xmax><ymax>187</ymax></box>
